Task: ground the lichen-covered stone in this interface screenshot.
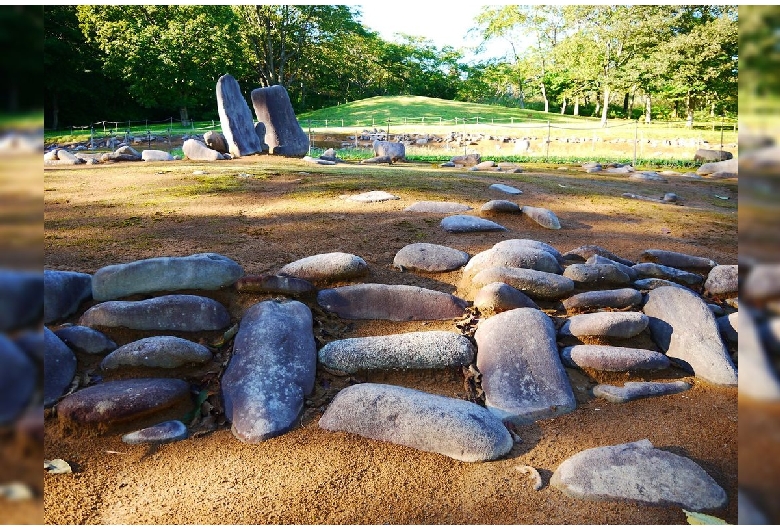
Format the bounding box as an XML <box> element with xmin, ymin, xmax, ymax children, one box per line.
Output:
<box><xmin>100</xmin><ymin>336</ymin><xmax>213</xmax><ymax>370</ymax></box>
<box><xmin>278</xmin><ymin>252</ymin><xmax>368</xmax><ymax>284</ymax></box>
<box><xmin>393</xmin><ymin>243</ymin><xmax>470</xmax><ymax>273</ymax></box>
<box><xmin>562</xmin><ymin>288</ymin><xmax>642</xmax><ymax>311</ymax></box>
<box><xmin>470</xmin><ymin>267</ymin><xmax>574</xmax><ymax>301</ymax></box>
<box><xmin>559</xmin><ymin>311</ymin><xmax>649</xmax><ymax>339</ymax></box>
<box><xmin>80</xmin><ymin>295</ymin><xmax>231</xmax><ymax>332</ymax></box>
<box><xmin>561</xmin><ymin>345</ymin><xmax>669</xmax><ymax>372</ymax></box>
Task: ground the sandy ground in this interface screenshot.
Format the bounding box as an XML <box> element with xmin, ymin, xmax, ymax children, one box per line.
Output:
<box><xmin>40</xmin><ymin>151</ymin><xmax>743</xmax><ymax>524</ymax></box>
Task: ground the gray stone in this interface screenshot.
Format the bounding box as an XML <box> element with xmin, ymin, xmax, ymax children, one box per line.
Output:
<box><xmin>739</xmin><ymin>490</ymin><xmax>769</xmax><ymax>525</ymax></box>
<box><xmin>489</xmin><ymin>183</ymin><xmax>523</xmax><ymax>195</ymax></box>
<box><xmin>451</xmin><ymin>153</ymin><xmax>481</xmax><ymax>167</ymax></box>
<box><xmin>643</xmin><ymin>285</ymin><xmax>737</xmax><ymax>386</ymax></box>
<box><xmin>551</xmin><ymin>439</ymin><xmax>727</xmax><ymax>510</ymax></box>
<box><xmin>141</xmin><ymin>149</ymin><xmax>174</xmax><ymax>162</ymax></box>
<box><xmin>662</xmin><ymin>192</ymin><xmax>679</xmax><ymax>203</ymax></box>
<box><xmin>318</xmin><ymin>331</ymin><xmax>474</xmax><ymax>373</ymax></box>
<box><xmin>760</xmin><ymin>317</ymin><xmax>780</xmax><ymax>355</ymax></box>
<box><xmin>253</xmin><ymin>122</ymin><xmax>270</xmax><ymax>153</ymax></box>
<box><xmin>203</xmin><ymin>130</ymin><xmax>229</xmax><ymax>153</ymax></box>
<box><xmin>640</xmin><ymin>249</ymin><xmax>716</xmax><ymax>270</ymax></box>
<box><xmin>44</xmin><ymin>269</ymin><xmax>90</xmax><ymax>325</ymax></box>
<box><xmin>559</xmin><ymin>311</ymin><xmax>649</xmax><ymax>339</ymax></box>
<box><xmin>0</xmin><ymin>334</ymin><xmax>36</xmax><ymax>424</ymax></box>
<box><xmin>251</xmin><ymin>85</ymin><xmax>309</xmax><ymax>157</ymax></box>
<box><xmin>738</xmin><ymin>308</ymin><xmax>780</xmax><ymax>401</ymax></box>
<box><xmin>633</xmin><ymin>278</ymin><xmax>700</xmax><ymax>293</ymax></box>
<box><xmin>393</xmin><ymin>243</ymin><xmax>470</xmax><ymax>273</ymax></box>
<box><xmin>473</xmin><ymin>160</ymin><xmax>496</xmax><ymax>170</ymax></box>
<box><xmin>475</xmin><ymin>308</ymin><xmax>576</xmax><ymax>424</ymax></box>
<box><xmin>317</xmin><ymin>283</ymin><xmax>468</xmax><ymax>321</ymax></box>
<box><xmin>360</xmin><ymin>155</ymin><xmax>392</xmax><ymax>165</ymax></box>
<box><xmin>122</xmin><ymin>420</ymin><xmax>189</xmax><ymax>445</ymax></box>
<box><xmin>497</xmin><ymin>162</ymin><xmax>523</xmax><ymax>173</ymax></box>
<box><xmin>564</xmin><ymin>263</ymin><xmax>631</xmax><ymax>287</ymax></box>
<box><xmin>694</xmin><ymin>148</ymin><xmax>732</xmax><ymax>162</ymax></box>
<box><xmin>345</xmin><ymin>190</ymin><xmax>399</xmax><ymax>203</ymax></box>
<box><xmin>462</xmin><ymin>246</ymin><xmax>563</xmax><ymax>288</ymax></box>
<box><xmin>404</xmin><ymin>201</ymin><xmax>472</xmax><ymax>213</ymax></box>
<box><xmin>562</xmin><ymin>245</ymin><xmax>634</xmax><ymax>266</ymax></box>
<box><xmin>742</xmin><ymin>264</ymin><xmax>780</xmax><ymax>304</ymax></box>
<box><xmin>79</xmin><ymin>295</ymin><xmax>231</xmax><ymax>332</ymax></box>
<box><xmin>585</xmin><ymin>255</ymin><xmax>638</xmax><ymax>281</ymax></box>
<box><xmin>470</xmin><ymin>266</ymin><xmax>575</xmax><ymax>301</ymax></box>
<box><xmin>54</xmin><ymin>325</ymin><xmax>117</xmax><ymax>355</ymax></box>
<box><xmin>51</xmin><ymin>150</ymin><xmax>83</xmax><ymax>165</ymax></box>
<box><xmin>92</xmin><ymin>253</ymin><xmax>243</xmax><ymax>301</ymax></box>
<box><xmin>14</xmin><ymin>329</ymin><xmax>43</xmax><ymax>363</ymax></box>
<box><xmin>319</xmin><ymin>383</ymin><xmax>513</xmax><ymax>463</ymax></box>
<box><xmin>372</xmin><ymin>140</ymin><xmax>406</xmax><ymax>162</ymax></box>
<box><xmin>492</xmin><ymin>239</ymin><xmax>564</xmax><ymax>264</ymax></box>
<box><xmin>235</xmin><ymin>274</ymin><xmax>315</xmax><ymax>296</ymax></box>
<box><xmin>632</xmin><ymin>262</ymin><xmax>704</xmax><ymax>287</ymax></box>
<box><xmin>2</xmin><ymin>270</ymin><xmax>44</xmax><ymax>330</ymax></box>
<box><xmin>182</xmin><ymin>139</ymin><xmax>225</xmax><ymax>161</ymax></box>
<box><xmin>100</xmin><ymin>336</ymin><xmax>213</xmax><ymax>370</ymax></box>
<box><xmin>522</xmin><ymin>205</ymin><xmax>561</xmax><ymax>229</ymax></box>
<box><xmin>474</xmin><ymin>282</ymin><xmax>539</xmax><ymax>314</ymax></box>
<box><xmin>441</xmin><ymin>215</ymin><xmax>507</xmax><ymax>233</ymax></box>
<box><xmin>44</xmin><ymin>327</ymin><xmax>77</xmax><ymax>408</ymax></box>
<box><xmin>221</xmin><ymin>300</ymin><xmax>316</xmax><ymax>442</ymax></box>
<box><xmin>303</xmin><ymin>155</ymin><xmax>336</xmax><ymax>165</ymax></box>
<box><xmin>593</xmin><ymin>381</ymin><xmax>691</xmax><ymax>403</ymax></box>
<box><xmin>480</xmin><ymin>200</ymin><xmax>521</xmax><ymax>213</ymax></box>
<box><xmin>561</xmin><ymin>345</ymin><xmax>669</xmax><ymax>372</ymax></box>
<box><xmin>278</xmin><ymin>252</ymin><xmax>368</xmax><ymax>284</ymax></box>
<box><xmin>562</xmin><ymin>288</ymin><xmax>642</xmax><ymax>311</ymax></box>
<box><xmin>217</xmin><ymin>74</ymin><xmax>265</xmax><ymax>157</ymax></box>
<box><xmin>704</xmin><ymin>264</ymin><xmax>738</xmax><ymax>296</ymax></box>
<box><xmin>697</xmin><ymin>157</ymin><xmax>738</xmax><ymax>177</ymax></box>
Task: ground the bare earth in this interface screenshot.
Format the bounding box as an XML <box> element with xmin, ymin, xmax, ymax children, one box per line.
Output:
<box><xmin>42</xmin><ymin>151</ymin><xmax>739</xmax><ymax>525</ymax></box>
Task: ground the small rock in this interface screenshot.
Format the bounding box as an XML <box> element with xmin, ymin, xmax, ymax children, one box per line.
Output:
<box><xmin>592</xmin><ymin>381</ymin><xmax>691</xmax><ymax>403</ymax></box>
<box><xmin>44</xmin><ymin>459</ymin><xmax>73</xmax><ymax>474</ymax></box>
<box><xmin>559</xmin><ymin>312</ymin><xmax>649</xmax><ymax>339</ymax></box>
<box><xmin>121</xmin><ymin>420</ymin><xmax>188</xmax><ymax>445</ymax></box>
<box><xmin>404</xmin><ymin>201</ymin><xmax>473</xmax><ymax>213</ymax></box>
<box><xmin>489</xmin><ymin>183</ymin><xmax>523</xmax><ymax>195</ymax></box>
<box><xmin>393</xmin><ymin>243</ymin><xmax>470</xmax><ymax>273</ymax></box>
<box><xmin>278</xmin><ymin>252</ymin><xmax>368</xmax><ymax>284</ymax></box>
<box><xmin>704</xmin><ymin>264</ymin><xmax>738</xmax><ymax>296</ymax></box>
<box><xmin>480</xmin><ymin>200</ymin><xmax>522</xmax><ymax>213</ymax></box>
<box><xmin>561</xmin><ymin>345</ymin><xmax>669</xmax><ymax>372</ymax></box>
<box><xmin>100</xmin><ymin>336</ymin><xmax>213</xmax><ymax>370</ymax></box>
<box><xmin>521</xmin><ymin>205</ymin><xmax>561</xmax><ymax>229</ymax></box>
<box><xmin>562</xmin><ymin>288</ymin><xmax>642</xmax><ymax>311</ymax></box>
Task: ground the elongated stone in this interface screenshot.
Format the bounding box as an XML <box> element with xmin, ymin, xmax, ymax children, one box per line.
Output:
<box><xmin>462</xmin><ymin>246</ymin><xmax>562</xmax><ymax>287</ymax></box>
<box><xmin>100</xmin><ymin>336</ymin><xmax>213</xmax><ymax>370</ymax></box>
<box><xmin>562</xmin><ymin>288</ymin><xmax>642</xmax><ymax>311</ymax></box>
<box><xmin>470</xmin><ymin>266</ymin><xmax>574</xmax><ymax>301</ymax></box>
<box><xmin>345</xmin><ymin>191</ymin><xmax>399</xmax><ymax>203</ymax></box>
<box><xmin>278</xmin><ymin>252</ymin><xmax>368</xmax><ymax>283</ymax></box>
<box><xmin>489</xmin><ymin>183</ymin><xmax>522</xmax><ymax>195</ymax></box>
<box><xmin>80</xmin><ymin>295</ymin><xmax>231</xmax><ymax>332</ymax></box>
<box><xmin>235</xmin><ymin>274</ymin><xmax>315</xmax><ymax>296</ymax></box>
<box><xmin>122</xmin><ymin>420</ymin><xmax>188</xmax><ymax>445</ymax></box>
<box><xmin>44</xmin><ymin>327</ymin><xmax>77</xmax><ymax>408</ymax></box>
<box><xmin>522</xmin><ymin>205</ymin><xmax>561</xmax><ymax>229</ymax></box>
<box><xmin>563</xmin><ymin>245</ymin><xmax>634</xmax><ymax>266</ymax></box>
<box><xmin>319</xmin><ymin>383</ymin><xmax>513</xmax><ymax>463</ymax></box>
<box><xmin>221</xmin><ymin>300</ymin><xmax>316</xmax><ymax>442</ymax></box>
<box><xmin>43</xmin><ymin>269</ymin><xmax>89</xmax><ymax>324</ymax></box>
<box><xmin>441</xmin><ymin>215</ymin><xmax>507</xmax><ymax>233</ymax></box>
<box><xmin>742</xmin><ymin>264</ymin><xmax>780</xmax><ymax>303</ymax></box>
<box><xmin>632</xmin><ymin>262</ymin><xmax>704</xmax><ymax>287</ymax></box>
<box><xmin>393</xmin><ymin>243</ymin><xmax>470</xmax><ymax>273</ymax></box>
<box><xmin>480</xmin><ymin>200</ymin><xmax>521</xmax><ymax>213</ymax></box>
<box><xmin>0</xmin><ymin>334</ymin><xmax>36</xmax><ymax>424</ymax></box>
<box><xmin>475</xmin><ymin>308</ymin><xmax>576</xmax><ymax>424</ymax></box>
<box><xmin>492</xmin><ymin>239</ymin><xmax>564</xmax><ymax>264</ymax></box>
<box><xmin>474</xmin><ymin>282</ymin><xmax>539</xmax><ymax>314</ymax></box>
<box><xmin>217</xmin><ymin>74</ymin><xmax>265</xmax><ymax>157</ymax></box>
<box><xmin>640</xmin><ymin>249</ymin><xmax>716</xmax><ymax>270</ymax></box>
<box><xmin>92</xmin><ymin>253</ymin><xmax>243</xmax><ymax>301</ymax></box>
<box><xmin>54</xmin><ymin>325</ymin><xmax>117</xmax><ymax>355</ymax></box>
<box><xmin>585</xmin><ymin>255</ymin><xmax>638</xmax><ymax>281</ymax></box>
<box><xmin>251</xmin><ymin>84</ymin><xmax>309</xmax><ymax>157</ymax></box>
<box><xmin>318</xmin><ymin>331</ymin><xmax>474</xmax><ymax>373</ymax></box>
<box><xmin>593</xmin><ymin>381</ymin><xmax>691</xmax><ymax>403</ymax></box>
<box><xmin>563</xmin><ymin>263</ymin><xmax>631</xmax><ymax>287</ymax></box>
<box><xmin>559</xmin><ymin>312</ymin><xmax>649</xmax><ymax>339</ymax></box>
<box><xmin>561</xmin><ymin>345</ymin><xmax>669</xmax><ymax>371</ymax></box>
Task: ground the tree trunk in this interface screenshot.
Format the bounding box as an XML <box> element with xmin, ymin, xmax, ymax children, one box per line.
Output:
<box><xmin>673</xmin><ymin>100</ymin><xmax>679</xmax><ymax>119</ymax></box>
<box><xmin>519</xmin><ymin>90</ymin><xmax>525</xmax><ymax>109</ymax></box>
<box><xmin>600</xmin><ymin>86</ymin><xmax>610</xmax><ymax>127</ymax></box>
<box><xmin>644</xmin><ymin>94</ymin><xmax>651</xmax><ymax>124</ymax></box>
<box><xmin>51</xmin><ymin>91</ymin><xmax>59</xmax><ymax>131</ymax></box>
<box><xmin>560</xmin><ymin>97</ymin><xmax>567</xmax><ymax>115</ymax></box>
<box><xmin>573</xmin><ymin>97</ymin><xmax>579</xmax><ymax>116</ymax></box>
<box><xmin>622</xmin><ymin>92</ymin><xmax>629</xmax><ymax>117</ymax></box>
<box><xmin>594</xmin><ymin>99</ymin><xmax>601</xmax><ymax>117</ymax></box>
<box><xmin>630</xmin><ymin>90</ymin><xmax>636</xmax><ymax>118</ymax></box>
<box><xmin>179</xmin><ymin>107</ymin><xmax>189</xmax><ymax>127</ymax></box>
<box><xmin>541</xmin><ymin>81</ymin><xmax>549</xmax><ymax>113</ymax></box>
<box><xmin>710</xmin><ymin>101</ymin><xmax>716</xmax><ymax>118</ymax></box>
<box><xmin>685</xmin><ymin>91</ymin><xmax>694</xmax><ymax>128</ymax></box>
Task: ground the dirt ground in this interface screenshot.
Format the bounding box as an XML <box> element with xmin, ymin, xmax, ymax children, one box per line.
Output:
<box><xmin>40</xmin><ymin>149</ymin><xmax>743</xmax><ymax>525</ymax></box>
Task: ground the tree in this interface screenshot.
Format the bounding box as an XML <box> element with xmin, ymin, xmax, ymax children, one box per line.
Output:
<box><xmin>0</xmin><ymin>6</ymin><xmax>43</xmax><ymax>114</ymax></box>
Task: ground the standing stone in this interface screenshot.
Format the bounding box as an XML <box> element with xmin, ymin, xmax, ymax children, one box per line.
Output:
<box><xmin>319</xmin><ymin>383</ymin><xmax>513</xmax><ymax>463</ymax></box>
<box><xmin>0</xmin><ymin>334</ymin><xmax>36</xmax><ymax>424</ymax></box>
<box><xmin>278</xmin><ymin>252</ymin><xmax>368</xmax><ymax>284</ymax></box>
<box><xmin>43</xmin><ymin>269</ymin><xmax>90</xmax><ymax>324</ymax></box>
<box><xmin>92</xmin><ymin>253</ymin><xmax>244</xmax><ymax>301</ymax></box>
<box><xmin>643</xmin><ymin>285</ymin><xmax>737</xmax><ymax>386</ymax></box>
<box><xmin>559</xmin><ymin>312</ymin><xmax>649</xmax><ymax>339</ymax></box>
<box><xmin>522</xmin><ymin>205</ymin><xmax>561</xmax><ymax>229</ymax></box>
<box><xmin>100</xmin><ymin>336</ymin><xmax>213</xmax><ymax>370</ymax></box>
<box><xmin>551</xmin><ymin>439</ymin><xmax>727</xmax><ymax>511</ymax></box>
<box><xmin>251</xmin><ymin>85</ymin><xmax>309</xmax><ymax>157</ymax></box>
<box><xmin>1</xmin><ymin>270</ymin><xmax>44</xmax><ymax>330</ymax></box>
<box><xmin>475</xmin><ymin>308</ymin><xmax>576</xmax><ymax>424</ymax></box>
<box><xmin>393</xmin><ymin>243</ymin><xmax>470</xmax><ymax>273</ymax></box>
<box><xmin>640</xmin><ymin>249</ymin><xmax>717</xmax><ymax>270</ymax></box>
<box><xmin>80</xmin><ymin>295</ymin><xmax>231</xmax><ymax>332</ymax></box>
<box><xmin>44</xmin><ymin>327</ymin><xmax>77</xmax><ymax>408</ymax></box>
<box><xmin>216</xmin><ymin>74</ymin><xmax>264</xmax><ymax>157</ymax></box>
<box><xmin>317</xmin><ymin>284</ymin><xmax>468</xmax><ymax>321</ymax></box>
<box><xmin>254</xmin><ymin>122</ymin><xmax>270</xmax><ymax>153</ymax></box>
<box><xmin>221</xmin><ymin>300</ymin><xmax>316</xmax><ymax>442</ymax></box>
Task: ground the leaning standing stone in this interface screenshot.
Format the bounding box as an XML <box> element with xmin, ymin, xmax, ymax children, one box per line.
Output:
<box><xmin>318</xmin><ymin>331</ymin><xmax>474</xmax><ymax>373</ymax></box>
<box><xmin>643</xmin><ymin>285</ymin><xmax>737</xmax><ymax>386</ymax></box>
<box><xmin>319</xmin><ymin>383</ymin><xmax>513</xmax><ymax>463</ymax></box>
<box><xmin>550</xmin><ymin>439</ymin><xmax>727</xmax><ymax>511</ymax></box>
<box><xmin>521</xmin><ymin>205</ymin><xmax>561</xmax><ymax>229</ymax></box>
<box><xmin>441</xmin><ymin>215</ymin><xmax>507</xmax><ymax>233</ymax></box>
<box><xmin>592</xmin><ymin>381</ymin><xmax>691</xmax><ymax>403</ymax></box>
<box><xmin>80</xmin><ymin>295</ymin><xmax>231</xmax><ymax>332</ymax></box>
<box><xmin>0</xmin><ymin>334</ymin><xmax>36</xmax><ymax>424</ymax></box>
<box><xmin>277</xmin><ymin>252</ymin><xmax>368</xmax><ymax>284</ymax></box>
<box><xmin>475</xmin><ymin>308</ymin><xmax>576</xmax><ymax>424</ymax></box>
<box><xmin>640</xmin><ymin>249</ymin><xmax>717</xmax><ymax>270</ymax></box>
<box><xmin>44</xmin><ymin>327</ymin><xmax>77</xmax><ymax>408</ymax></box>
<box><xmin>393</xmin><ymin>243</ymin><xmax>470</xmax><ymax>273</ymax></box>
<box><xmin>221</xmin><ymin>300</ymin><xmax>316</xmax><ymax>442</ymax></box>
<box><xmin>317</xmin><ymin>284</ymin><xmax>468</xmax><ymax>321</ymax></box>
<box><xmin>561</xmin><ymin>345</ymin><xmax>669</xmax><ymax>372</ymax></box>
<box><xmin>43</xmin><ymin>269</ymin><xmax>91</xmax><ymax>324</ymax></box>
<box><xmin>559</xmin><ymin>312</ymin><xmax>649</xmax><ymax>339</ymax></box>
<box><xmin>562</xmin><ymin>288</ymin><xmax>642</xmax><ymax>311</ymax></box>
<box><xmin>100</xmin><ymin>336</ymin><xmax>213</xmax><ymax>370</ymax></box>
<box><xmin>251</xmin><ymin>84</ymin><xmax>310</xmax><ymax>157</ymax></box>
<box><xmin>216</xmin><ymin>74</ymin><xmax>265</xmax><ymax>157</ymax></box>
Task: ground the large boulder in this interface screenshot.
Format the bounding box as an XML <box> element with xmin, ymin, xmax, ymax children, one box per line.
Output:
<box><xmin>250</xmin><ymin>84</ymin><xmax>309</xmax><ymax>157</ymax></box>
<box><xmin>182</xmin><ymin>139</ymin><xmax>225</xmax><ymax>161</ymax></box>
<box><xmin>0</xmin><ymin>334</ymin><xmax>36</xmax><ymax>424</ymax></box>
<box><xmin>694</xmin><ymin>148</ymin><xmax>732</xmax><ymax>162</ymax></box>
<box><xmin>373</xmin><ymin>140</ymin><xmax>406</xmax><ymax>162</ymax></box>
<box><xmin>216</xmin><ymin>74</ymin><xmax>265</xmax><ymax>157</ymax></box>
<box><xmin>2</xmin><ymin>270</ymin><xmax>44</xmax><ymax>330</ymax></box>
<box><xmin>696</xmin><ymin>157</ymin><xmax>738</xmax><ymax>177</ymax></box>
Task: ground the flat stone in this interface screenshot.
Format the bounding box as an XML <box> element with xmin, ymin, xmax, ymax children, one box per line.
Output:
<box><xmin>217</xmin><ymin>74</ymin><xmax>266</xmax><ymax>157</ymax></box>
<box><xmin>221</xmin><ymin>300</ymin><xmax>316</xmax><ymax>442</ymax></box>
<box><xmin>475</xmin><ymin>308</ymin><xmax>576</xmax><ymax>424</ymax></box>
<box><xmin>54</xmin><ymin>325</ymin><xmax>117</xmax><ymax>355</ymax></box>
<box><xmin>92</xmin><ymin>253</ymin><xmax>243</xmax><ymax>301</ymax></box>
<box><xmin>489</xmin><ymin>183</ymin><xmax>522</xmax><ymax>195</ymax></box>
<box><xmin>640</xmin><ymin>249</ymin><xmax>716</xmax><ymax>270</ymax></box>
<box><xmin>319</xmin><ymin>383</ymin><xmax>513</xmax><ymax>463</ymax></box>
<box><xmin>643</xmin><ymin>285</ymin><xmax>737</xmax><ymax>385</ymax></box>
<box><xmin>470</xmin><ymin>267</ymin><xmax>574</xmax><ymax>301</ymax></box>
<box><xmin>474</xmin><ymin>282</ymin><xmax>539</xmax><ymax>314</ymax></box>
<box><xmin>235</xmin><ymin>274</ymin><xmax>315</xmax><ymax>296</ymax></box>
<box><xmin>122</xmin><ymin>420</ymin><xmax>189</xmax><ymax>445</ymax></box>
<box><xmin>562</xmin><ymin>288</ymin><xmax>642</xmax><ymax>311</ymax></box>
<box><xmin>251</xmin><ymin>84</ymin><xmax>309</xmax><ymax>157</ymax></box>
<box><xmin>551</xmin><ymin>439</ymin><xmax>727</xmax><ymax>511</ymax></box>
<box><xmin>632</xmin><ymin>262</ymin><xmax>704</xmax><ymax>287</ymax></box>
<box><xmin>461</xmin><ymin>246</ymin><xmax>563</xmax><ymax>288</ymax></box>
<box><xmin>704</xmin><ymin>265</ymin><xmax>738</xmax><ymax>296</ymax></box>
<box><xmin>562</xmin><ymin>245</ymin><xmax>634</xmax><ymax>266</ymax></box>
<box><xmin>303</xmin><ymin>155</ymin><xmax>336</xmax><ymax>165</ymax></box>
<box><xmin>44</xmin><ymin>327</ymin><xmax>77</xmax><ymax>408</ymax></box>
<box><xmin>345</xmin><ymin>191</ymin><xmax>399</xmax><ymax>203</ymax></box>
<box><xmin>141</xmin><ymin>150</ymin><xmax>174</xmax><ymax>162</ymax></box>
<box><xmin>441</xmin><ymin>215</ymin><xmax>507</xmax><ymax>233</ymax></box>
<box><xmin>43</xmin><ymin>269</ymin><xmax>90</xmax><ymax>324</ymax></box>
<box><xmin>317</xmin><ymin>283</ymin><xmax>468</xmax><ymax>321</ymax></box>
<box><xmin>559</xmin><ymin>312</ymin><xmax>649</xmax><ymax>338</ymax></box>
<box><xmin>318</xmin><ymin>331</ymin><xmax>474</xmax><ymax>373</ymax></box>
<box><xmin>593</xmin><ymin>381</ymin><xmax>691</xmax><ymax>403</ymax></box>
<box><xmin>561</xmin><ymin>345</ymin><xmax>669</xmax><ymax>372</ymax></box>
<box><xmin>585</xmin><ymin>255</ymin><xmax>638</xmax><ymax>281</ymax></box>
<box><xmin>393</xmin><ymin>243</ymin><xmax>469</xmax><ymax>273</ymax></box>
<box><xmin>697</xmin><ymin>157</ymin><xmax>737</xmax><ymax>176</ymax></box>
<box><xmin>0</xmin><ymin>334</ymin><xmax>36</xmax><ymax>424</ymax></box>
<box><xmin>79</xmin><ymin>295</ymin><xmax>231</xmax><ymax>332</ymax></box>
<box><xmin>100</xmin><ymin>336</ymin><xmax>213</xmax><ymax>370</ymax></box>
<box><xmin>404</xmin><ymin>201</ymin><xmax>473</xmax><ymax>213</ymax></box>
<box><xmin>278</xmin><ymin>252</ymin><xmax>368</xmax><ymax>284</ymax></box>
<box><xmin>738</xmin><ymin>308</ymin><xmax>780</xmax><ymax>401</ymax></box>
<box><xmin>522</xmin><ymin>205</ymin><xmax>561</xmax><ymax>229</ymax></box>
<box><xmin>563</xmin><ymin>263</ymin><xmax>631</xmax><ymax>287</ymax></box>
<box><xmin>480</xmin><ymin>200</ymin><xmax>521</xmax><ymax>213</ymax></box>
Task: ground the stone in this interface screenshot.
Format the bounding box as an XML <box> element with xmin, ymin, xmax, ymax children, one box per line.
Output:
<box><xmin>344</xmin><ymin>190</ymin><xmax>399</xmax><ymax>203</ymax></box>
<box><xmin>474</xmin><ymin>282</ymin><xmax>539</xmax><ymax>314</ymax></box>
<box><xmin>632</xmin><ymin>262</ymin><xmax>704</xmax><ymax>287</ymax></box>
<box><xmin>393</xmin><ymin>243</ymin><xmax>469</xmax><ymax>273</ymax></box>
<box><xmin>44</xmin><ymin>327</ymin><xmax>77</xmax><ymax>408</ymax></box>
<box><xmin>462</xmin><ymin>246</ymin><xmax>563</xmax><ymax>288</ymax></box>
<box><xmin>662</xmin><ymin>192</ymin><xmax>679</xmax><ymax>203</ymax></box>
<box><xmin>221</xmin><ymin>300</ymin><xmax>316</xmax><ymax>442</ymax></box>
<box><xmin>562</xmin><ymin>245</ymin><xmax>634</xmax><ymax>266</ymax></box>
<box><xmin>738</xmin><ymin>308</ymin><xmax>780</xmax><ymax>401</ymax></box>
<box><xmin>480</xmin><ymin>200</ymin><xmax>521</xmax><ymax>213</ymax></box>
<box><xmin>593</xmin><ymin>381</ymin><xmax>691</xmax><ymax>403</ymax></box>
<box><xmin>697</xmin><ymin>157</ymin><xmax>737</xmax><ymax>177</ymax></box>
<box><xmin>253</xmin><ymin>122</ymin><xmax>270</xmax><ymax>153</ymax></box>
<box><xmin>360</xmin><ymin>155</ymin><xmax>392</xmax><ymax>165</ymax></box>
<box><xmin>742</xmin><ymin>264</ymin><xmax>780</xmax><ymax>304</ymax></box>
<box><xmin>278</xmin><ymin>252</ymin><xmax>368</xmax><ymax>284</ymax></box>
<box><xmin>739</xmin><ymin>490</ymin><xmax>769</xmax><ymax>525</ymax></box>
<box><xmin>1</xmin><ymin>269</ymin><xmax>44</xmax><ymax>330</ymax></box>
<box><xmin>643</xmin><ymin>285</ymin><xmax>737</xmax><ymax>386</ymax></box>
<box><xmin>54</xmin><ymin>325</ymin><xmax>117</xmax><ymax>355</ymax></box>
<box><xmin>235</xmin><ymin>274</ymin><xmax>315</xmax><ymax>296</ymax></box>
<box><xmin>141</xmin><ymin>149</ymin><xmax>174</xmax><ymax>162</ymax></box>
<box><xmin>694</xmin><ymin>148</ymin><xmax>732</xmax><ymax>162</ymax></box>
<box><xmin>319</xmin><ymin>383</ymin><xmax>513</xmax><ymax>463</ymax></box>
<box><xmin>44</xmin><ymin>269</ymin><xmax>91</xmax><ymax>325</ymax></box>
<box><xmin>640</xmin><ymin>249</ymin><xmax>717</xmax><ymax>270</ymax></box>
<box><xmin>633</xmin><ymin>278</ymin><xmax>699</xmax><ymax>293</ymax></box>
<box><xmin>100</xmin><ymin>336</ymin><xmax>213</xmax><ymax>370</ymax></box>
<box><xmin>182</xmin><ymin>139</ymin><xmax>225</xmax><ymax>161</ymax></box>
<box><xmin>493</xmin><ymin>239</ymin><xmax>564</xmax><ymax>264</ymax></box>
<box><xmin>79</xmin><ymin>295</ymin><xmax>231</xmax><ymax>332</ymax></box>
<box><xmin>14</xmin><ymin>330</ymin><xmax>43</xmax><ymax>363</ymax></box>
<box><xmin>704</xmin><ymin>265</ymin><xmax>738</xmax><ymax>296</ymax></box>
<box><xmin>561</xmin><ymin>345</ymin><xmax>670</xmax><ymax>372</ymax></box>
<box><xmin>585</xmin><ymin>255</ymin><xmax>638</xmax><ymax>281</ymax></box>
<box><xmin>563</xmin><ymin>263</ymin><xmax>631</xmax><ymax>287</ymax></box>
<box><xmin>551</xmin><ymin>439</ymin><xmax>727</xmax><ymax>511</ymax></box>
<box><xmin>216</xmin><ymin>74</ymin><xmax>265</xmax><ymax>157</ymax></box>
<box><xmin>251</xmin><ymin>84</ymin><xmax>309</xmax><ymax>157</ymax></box>
<box><xmin>440</xmin><ymin>215</ymin><xmax>507</xmax><ymax>233</ymax></box>
<box><xmin>92</xmin><ymin>253</ymin><xmax>243</xmax><ymax>301</ymax></box>
<box><xmin>303</xmin><ymin>156</ymin><xmax>335</xmax><ymax>165</ymax></box>
<box><xmin>562</xmin><ymin>288</ymin><xmax>642</xmax><ymax>311</ymax></box>
<box><xmin>203</xmin><ymin>131</ymin><xmax>229</xmax><ymax>153</ymax></box>
<box><xmin>470</xmin><ymin>267</ymin><xmax>575</xmax><ymax>301</ymax></box>
<box><xmin>497</xmin><ymin>162</ymin><xmax>523</xmax><ymax>173</ymax></box>
<box><xmin>0</xmin><ymin>334</ymin><xmax>36</xmax><ymax>424</ymax></box>
<box><xmin>57</xmin><ymin>378</ymin><xmax>192</xmax><ymax>432</ymax></box>
<box><xmin>760</xmin><ymin>317</ymin><xmax>780</xmax><ymax>355</ymax></box>
<box><xmin>475</xmin><ymin>308</ymin><xmax>576</xmax><ymax>424</ymax></box>
<box><xmin>372</xmin><ymin>140</ymin><xmax>406</xmax><ymax>162</ymax></box>
<box><xmin>489</xmin><ymin>183</ymin><xmax>522</xmax><ymax>195</ymax></box>
<box><xmin>521</xmin><ymin>205</ymin><xmax>561</xmax><ymax>229</ymax></box>
<box><xmin>122</xmin><ymin>420</ymin><xmax>189</xmax><ymax>445</ymax></box>
<box><xmin>559</xmin><ymin>311</ymin><xmax>649</xmax><ymax>339</ymax></box>
<box><xmin>450</xmin><ymin>154</ymin><xmax>481</xmax><ymax>167</ymax></box>
<box><xmin>404</xmin><ymin>201</ymin><xmax>472</xmax><ymax>213</ymax></box>
<box><xmin>473</xmin><ymin>160</ymin><xmax>497</xmax><ymax>170</ymax></box>
<box><xmin>48</xmin><ymin>149</ymin><xmax>83</xmax><ymax>165</ymax></box>
<box><xmin>318</xmin><ymin>331</ymin><xmax>474</xmax><ymax>373</ymax></box>
<box><xmin>317</xmin><ymin>283</ymin><xmax>468</xmax><ymax>321</ymax></box>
